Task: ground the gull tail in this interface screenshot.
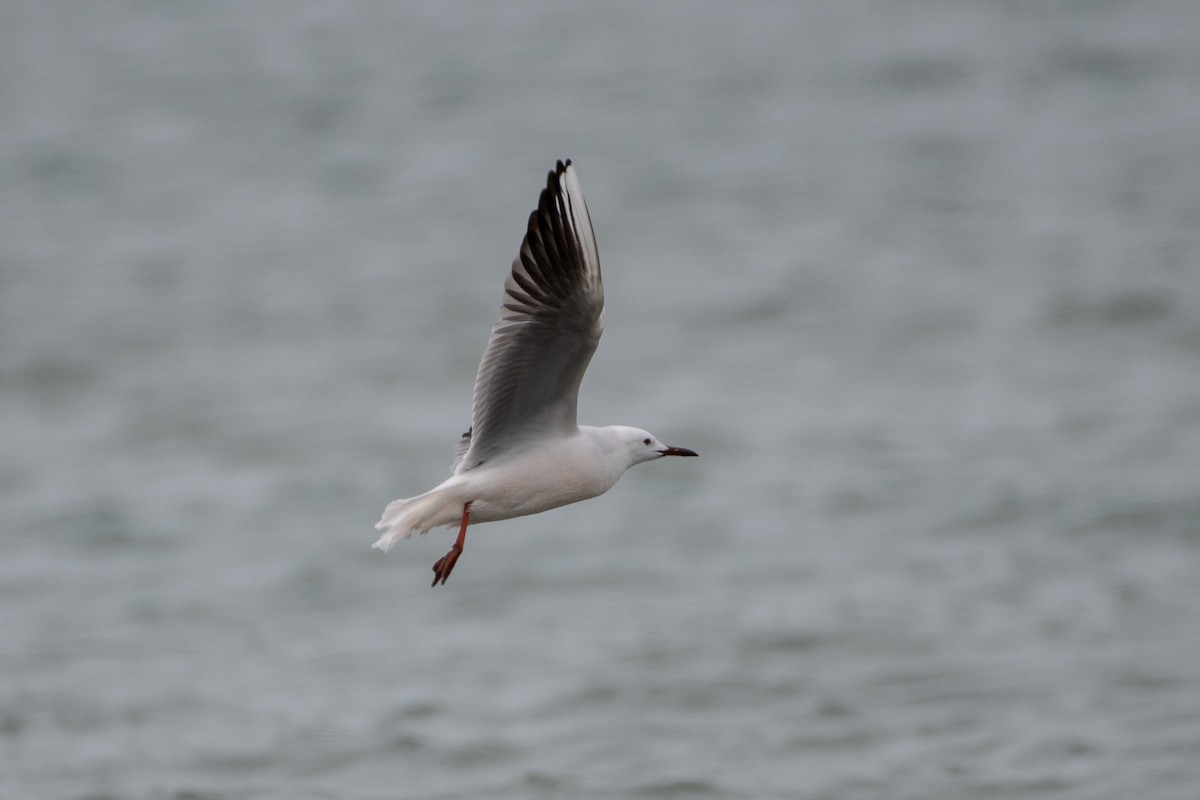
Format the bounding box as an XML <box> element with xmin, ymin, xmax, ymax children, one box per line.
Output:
<box><xmin>372</xmin><ymin>487</ymin><xmax>463</xmax><ymax>552</ymax></box>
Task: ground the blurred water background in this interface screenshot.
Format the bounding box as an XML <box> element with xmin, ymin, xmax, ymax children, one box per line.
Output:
<box><xmin>3</xmin><ymin>2</ymin><xmax>1200</xmax><ymax>798</ymax></box>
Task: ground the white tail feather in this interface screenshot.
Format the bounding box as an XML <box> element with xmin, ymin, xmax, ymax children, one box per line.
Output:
<box><xmin>372</xmin><ymin>488</ymin><xmax>461</xmax><ymax>552</ymax></box>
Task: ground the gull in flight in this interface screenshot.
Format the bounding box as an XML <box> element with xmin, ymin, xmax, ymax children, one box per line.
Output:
<box><xmin>374</xmin><ymin>160</ymin><xmax>698</xmax><ymax>586</ymax></box>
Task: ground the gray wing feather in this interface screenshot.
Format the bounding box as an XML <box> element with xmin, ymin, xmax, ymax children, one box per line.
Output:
<box><xmin>449</xmin><ymin>428</ymin><xmax>472</xmax><ymax>474</ymax></box>
<box><xmin>454</xmin><ymin>160</ymin><xmax>604</xmax><ymax>472</ymax></box>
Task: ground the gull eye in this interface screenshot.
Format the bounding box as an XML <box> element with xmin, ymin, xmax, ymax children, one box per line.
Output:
<box><xmin>643</xmin><ymin>438</ymin><xmax>652</xmax><ymax>446</ymax></box>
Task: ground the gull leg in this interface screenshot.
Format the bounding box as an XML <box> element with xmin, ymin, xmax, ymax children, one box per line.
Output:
<box><xmin>431</xmin><ymin>502</ymin><xmax>471</xmax><ymax>587</ymax></box>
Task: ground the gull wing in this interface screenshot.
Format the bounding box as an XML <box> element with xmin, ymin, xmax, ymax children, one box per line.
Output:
<box><xmin>453</xmin><ymin>160</ymin><xmax>604</xmax><ymax>473</ymax></box>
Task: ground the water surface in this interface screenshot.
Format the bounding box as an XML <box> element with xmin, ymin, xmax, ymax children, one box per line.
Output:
<box><xmin>3</xmin><ymin>2</ymin><xmax>1199</xmax><ymax>798</ymax></box>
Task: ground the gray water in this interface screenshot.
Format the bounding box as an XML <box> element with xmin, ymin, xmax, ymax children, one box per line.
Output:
<box><xmin>3</xmin><ymin>2</ymin><xmax>1200</xmax><ymax>798</ymax></box>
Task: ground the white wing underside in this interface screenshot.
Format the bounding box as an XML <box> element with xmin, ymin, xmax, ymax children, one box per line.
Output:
<box><xmin>450</xmin><ymin>160</ymin><xmax>604</xmax><ymax>473</ymax></box>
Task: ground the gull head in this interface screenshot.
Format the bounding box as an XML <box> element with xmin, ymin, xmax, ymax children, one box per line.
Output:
<box><xmin>608</xmin><ymin>425</ymin><xmax>699</xmax><ymax>467</ymax></box>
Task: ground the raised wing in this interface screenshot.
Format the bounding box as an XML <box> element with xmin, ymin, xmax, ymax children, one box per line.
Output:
<box><xmin>454</xmin><ymin>160</ymin><xmax>604</xmax><ymax>472</ymax></box>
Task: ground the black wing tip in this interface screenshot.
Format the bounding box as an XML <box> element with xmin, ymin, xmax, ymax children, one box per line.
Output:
<box><xmin>528</xmin><ymin>160</ymin><xmax>575</xmax><ymax>250</ymax></box>
<box><xmin>550</xmin><ymin>158</ymin><xmax>573</xmax><ymax>186</ymax></box>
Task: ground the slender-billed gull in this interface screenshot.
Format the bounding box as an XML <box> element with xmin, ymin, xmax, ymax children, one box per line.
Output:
<box><xmin>374</xmin><ymin>160</ymin><xmax>698</xmax><ymax>586</ymax></box>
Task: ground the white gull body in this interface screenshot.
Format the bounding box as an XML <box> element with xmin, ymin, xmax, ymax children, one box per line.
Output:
<box><xmin>373</xmin><ymin>160</ymin><xmax>697</xmax><ymax>585</ymax></box>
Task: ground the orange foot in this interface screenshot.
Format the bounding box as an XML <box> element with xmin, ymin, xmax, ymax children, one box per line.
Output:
<box><xmin>431</xmin><ymin>502</ymin><xmax>471</xmax><ymax>587</ymax></box>
<box><xmin>431</xmin><ymin>544</ymin><xmax>462</xmax><ymax>586</ymax></box>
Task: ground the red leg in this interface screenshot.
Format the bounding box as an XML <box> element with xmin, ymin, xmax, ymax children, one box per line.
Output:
<box><xmin>431</xmin><ymin>502</ymin><xmax>471</xmax><ymax>587</ymax></box>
